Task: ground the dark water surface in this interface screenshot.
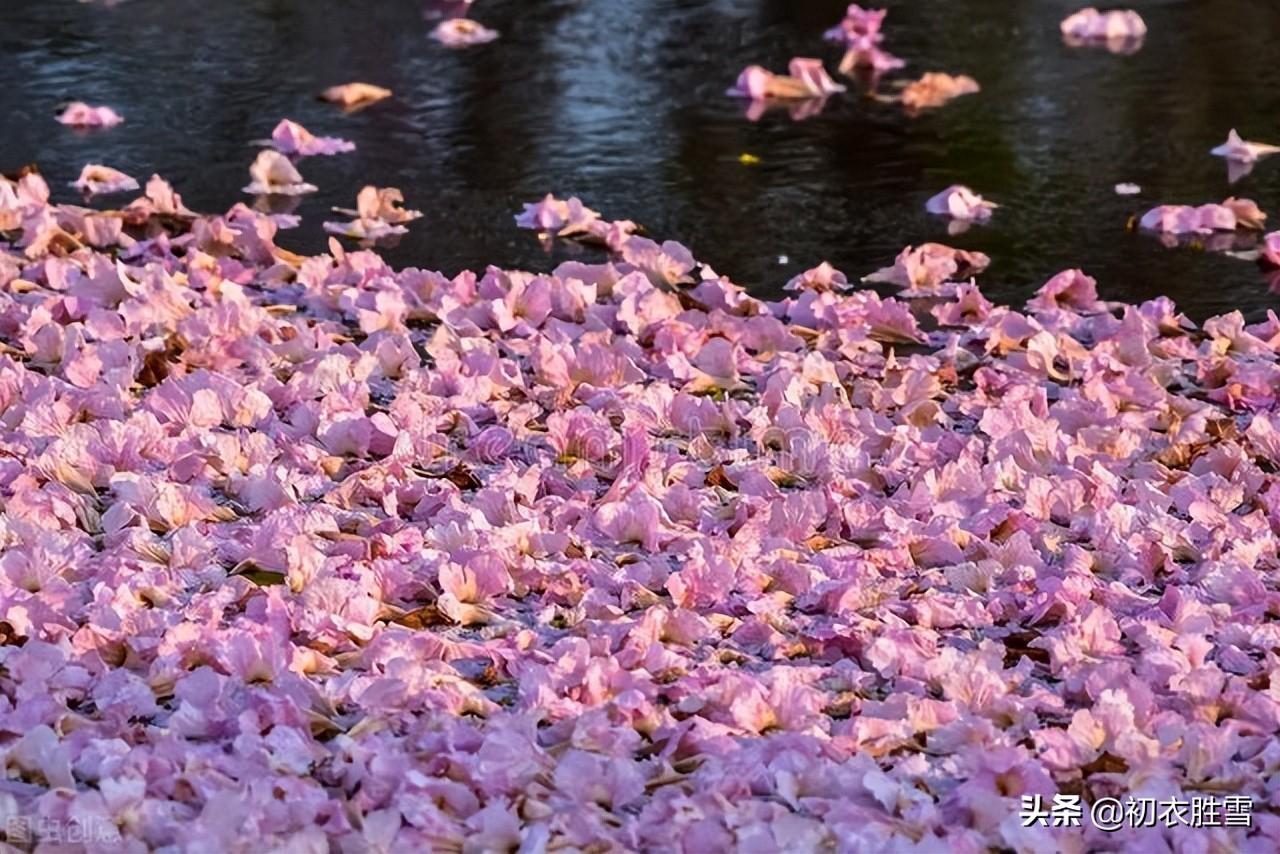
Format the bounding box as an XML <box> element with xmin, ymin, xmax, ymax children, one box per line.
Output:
<box><xmin>4</xmin><ymin>0</ymin><xmax>1280</xmax><ymax>320</ymax></box>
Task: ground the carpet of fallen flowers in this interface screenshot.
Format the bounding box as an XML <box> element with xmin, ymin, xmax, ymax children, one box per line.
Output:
<box><xmin>5</xmin><ymin>166</ymin><xmax>1280</xmax><ymax>854</ymax></box>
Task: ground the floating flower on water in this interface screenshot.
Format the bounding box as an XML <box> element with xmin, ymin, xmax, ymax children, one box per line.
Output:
<box><xmin>515</xmin><ymin>194</ymin><xmax>601</xmax><ymax>236</ymax></box>
<box><xmin>242</xmin><ymin>150</ymin><xmax>317</xmax><ymax>196</ymax></box>
<box><xmin>1211</xmin><ymin>129</ymin><xmax>1280</xmax><ymax>164</ymax></box>
<box><xmin>71</xmin><ymin>164</ymin><xmax>139</xmax><ymax>197</ymax></box>
<box><xmin>826</xmin><ymin>4</ymin><xmax>905</xmax><ymax>75</ymax></box>
<box><xmin>926</xmin><ymin>185</ymin><xmax>997</xmax><ymax>231</ymax></box>
<box><xmin>432</xmin><ymin>18</ymin><xmax>500</xmax><ymax>46</ymax></box>
<box><xmin>56</xmin><ymin>101</ymin><xmax>123</xmax><ymax>128</ymax></box>
<box><xmin>1211</xmin><ymin>129</ymin><xmax>1280</xmax><ymax>183</ymax></box>
<box><xmin>727</xmin><ymin>58</ymin><xmax>845</xmax><ymax>101</ymax></box>
<box><xmin>268</xmin><ymin>119</ymin><xmax>355</xmax><ymax>156</ymax></box>
<box><xmin>900</xmin><ymin>72</ymin><xmax>980</xmax><ymax>112</ymax></box>
<box><xmin>1258</xmin><ymin>231</ymin><xmax>1280</xmax><ymax>269</ymax></box>
<box><xmin>319</xmin><ymin>82</ymin><xmax>392</xmax><ymax>108</ymax></box>
<box><xmin>324</xmin><ymin>185</ymin><xmax>422</xmax><ymax>243</ymax></box>
<box><xmin>1061</xmin><ymin>7</ymin><xmax>1147</xmax><ymax>52</ymax></box>
<box><xmin>1114</xmin><ymin>182</ymin><xmax>1141</xmax><ymax>195</ymax></box>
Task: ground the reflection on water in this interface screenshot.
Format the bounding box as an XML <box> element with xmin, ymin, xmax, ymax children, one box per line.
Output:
<box><xmin>3</xmin><ymin>0</ymin><xmax>1280</xmax><ymax>320</ymax></box>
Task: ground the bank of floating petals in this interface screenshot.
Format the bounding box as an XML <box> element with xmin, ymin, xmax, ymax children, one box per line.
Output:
<box><xmin>728</xmin><ymin>58</ymin><xmax>845</xmax><ymax>101</ymax></box>
<box><xmin>70</xmin><ymin>164</ymin><xmax>139</xmax><ymax>197</ymax></box>
<box><xmin>900</xmin><ymin>73</ymin><xmax>981</xmax><ymax>112</ymax></box>
<box><xmin>56</xmin><ymin>101</ymin><xmax>124</xmax><ymax>128</ymax></box>
<box><xmin>826</xmin><ymin>4</ymin><xmax>905</xmax><ymax>74</ymax></box>
<box><xmin>242</xmin><ymin>150</ymin><xmax>318</xmax><ymax>196</ymax></box>
<box><xmin>1061</xmin><ymin>7</ymin><xmax>1147</xmax><ymax>51</ymax></box>
<box><xmin>319</xmin><ymin>82</ymin><xmax>392</xmax><ymax>108</ymax></box>
<box><xmin>268</xmin><ymin>119</ymin><xmax>356</xmax><ymax>157</ymax></box>
<box><xmin>926</xmin><ymin>185</ymin><xmax>997</xmax><ymax>223</ymax></box>
<box><xmin>432</xmin><ymin>17</ymin><xmax>500</xmax><ymax>46</ymax></box>
<box><xmin>5</xmin><ymin>172</ymin><xmax>1280</xmax><ymax>849</ymax></box>
<box><xmin>324</xmin><ymin>185</ymin><xmax>423</xmax><ymax>243</ymax></box>
<box><xmin>1139</xmin><ymin>197</ymin><xmax>1267</xmax><ymax>235</ymax></box>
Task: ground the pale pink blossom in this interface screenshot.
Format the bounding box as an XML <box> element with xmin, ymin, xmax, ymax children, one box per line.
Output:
<box><xmin>926</xmin><ymin>185</ymin><xmax>997</xmax><ymax>223</ymax></box>
<box><xmin>319</xmin><ymin>82</ymin><xmax>392</xmax><ymax>108</ymax></box>
<box><xmin>56</xmin><ymin>101</ymin><xmax>123</xmax><ymax>128</ymax></box>
<box><xmin>1061</xmin><ymin>7</ymin><xmax>1147</xmax><ymax>46</ymax></box>
<box><xmin>70</xmin><ymin>164</ymin><xmax>139</xmax><ymax>196</ymax></box>
<box><xmin>432</xmin><ymin>18</ymin><xmax>500</xmax><ymax>46</ymax></box>
<box><xmin>268</xmin><ymin>119</ymin><xmax>355</xmax><ymax>156</ymax></box>
<box><xmin>727</xmin><ymin>58</ymin><xmax>845</xmax><ymax>100</ymax></box>
<box><xmin>242</xmin><ymin>150</ymin><xmax>317</xmax><ymax>195</ymax></box>
<box><xmin>901</xmin><ymin>73</ymin><xmax>981</xmax><ymax>112</ymax></box>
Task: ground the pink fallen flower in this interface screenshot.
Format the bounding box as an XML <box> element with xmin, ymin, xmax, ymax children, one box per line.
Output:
<box><xmin>825</xmin><ymin>4</ymin><xmax>905</xmax><ymax>75</ymax></box>
<box><xmin>785</xmin><ymin>261</ymin><xmax>849</xmax><ymax>293</ymax></box>
<box><xmin>1211</xmin><ymin>128</ymin><xmax>1280</xmax><ymax>185</ymax></box>
<box><xmin>432</xmin><ymin>18</ymin><xmax>500</xmax><ymax>46</ymax></box>
<box><xmin>1060</xmin><ymin>7</ymin><xmax>1147</xmax><ymax>44</ymax></box>
<box><xmin>864</xmin><ymin>243</ymin><xmax>991</xmax><ymax>291</ymax></box>
<box><xmin>901</xmin><ymin>73</ymin><xmax>981</xmax><ymax>112</ymax></box>
<box><xmin>70</xmin><ymin>164</ymin><xmax>139</xmax><ymax>197</ymax></box>
<box><xmin>926</xmin><ymin>185</ymin><xmax>996</xmax><ymax>223</ymax></box>
<box><xmin>1224</xmin><ymin>196</ymin><xmax>1267</xmax><ymax>229</ymax></box>
<box><xmin>515</xmin><ymin>194</ymin><xmax>601</xmax><ymax>236</ymax></box>
<box><xmin>242</xmin><ymin>150</ymin><xmax>317</xmax><ymax>196</ymax></box>
<box><xmin>824</xmin><ymin>4</ymin><xmax>887</xmax><ymax>44</ymax></box>
<box><xmin>1212</xmin><ymin>128</ymin><xmax>1280</xmax><ymax>163</ymax></box>
<box><xmin>324</xmin><ymin>186</ymin><xmax>422</xmax><ymax>242</ymax></box>
<box><xmin>349</xmin><ymin>186</ymin><xmax>422</xmax><ymax>225</ymax></box>
<box><xmin>727</xmin><ymin>58</ymin><xmax>845</xmax><ymax>100</ymax></box>
<box><xmin>56</xmin><ymin>101</ymin><xmax>123</xmax><ymax>128</ymax></box>
<box><xmin>319</xmin><ymin>82</ymin><xmax>392</xmax><ymax>108</ymax></box>
<box><xmin>594</xmin><ymin>492</ymin><xmax>672</xmax><ymax>552</ymax></box>
<box><xmin>1028</xmin><ymin>269</ymin><xmax>1103</xmax><ymax>313</ymax></box>
<box><xmin>1260</xmin><ymin>232</ymin><xmax>1280</xmax><ymax>268</ymax></box>
<box><xmin>269</xmin><ymin>119</ymin><xmax>355</xmax><ymax>156</ymax></box>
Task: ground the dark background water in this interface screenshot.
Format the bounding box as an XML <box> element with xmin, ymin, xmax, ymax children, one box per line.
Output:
<box><xmin>3</xmin><ymin>0</ymin><xmax>1280</xmax><ymax>320</ymax></box>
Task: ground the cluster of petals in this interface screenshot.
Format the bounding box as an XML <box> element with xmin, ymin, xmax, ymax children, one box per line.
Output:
<box><xmin>1139</xmin><ymin>197</ymin><xmax>1267</xmax><ymax>235</ymax></box>
<box><xmin>8</xmin><ymin>174</ymin><xmax>1280</xmax><ymax>852</ymax></box>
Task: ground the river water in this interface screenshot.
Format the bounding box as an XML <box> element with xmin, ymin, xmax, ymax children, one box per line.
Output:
<box><xmin>3</xmin><ymin>0</ymin><xmax>1280</xmax><ymax>320</ymax></box>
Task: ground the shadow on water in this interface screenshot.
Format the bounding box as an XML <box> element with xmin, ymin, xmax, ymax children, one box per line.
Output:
<box><xmin>3</xmin><ymin>0</ymin><xmax>1280</xmax><ymax>320</ymax></box>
